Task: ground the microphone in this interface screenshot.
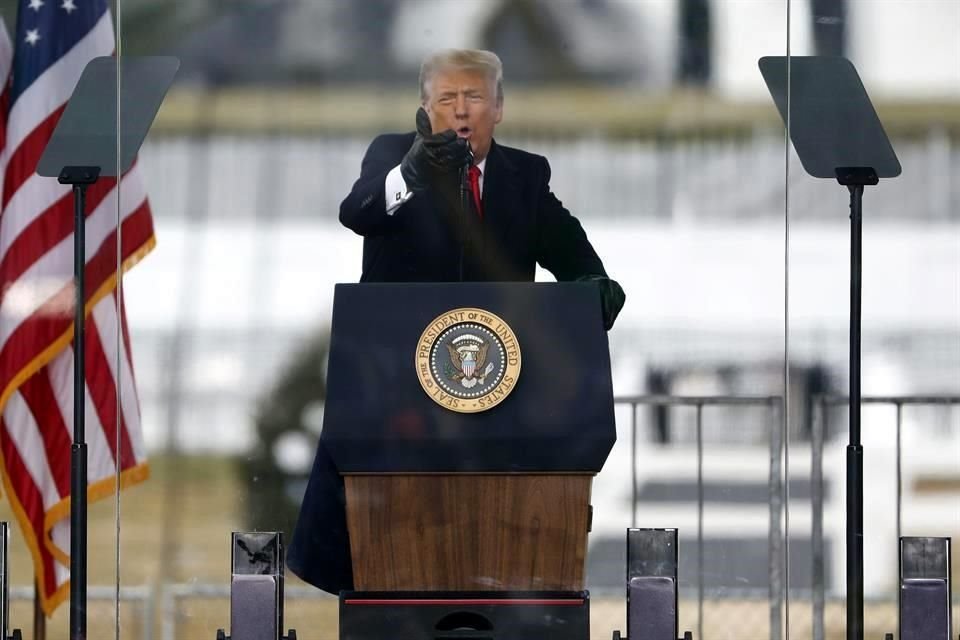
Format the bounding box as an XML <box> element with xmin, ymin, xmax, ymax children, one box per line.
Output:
<box><xmin>458</xmin><ymin>140</ymin><xmax>474</xmax><ymax>282</ymax></box>
<box><xmin>459</xmin><ymin>140</ymin><xmax>474</xmax><ymax>210</ymax></box>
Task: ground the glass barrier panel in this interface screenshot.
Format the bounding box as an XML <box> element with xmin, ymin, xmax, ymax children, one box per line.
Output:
<box><xmin>786</xmin><ymin>1</ymin><xmax>960</xmax><ymax>638</ymax></box>
<box><xmin>0</xmin><ymin>0</ymin><xmax>130</xmax><ymax>636</ymax></box>
<box><xmin>84</xmin><ymin>1</ymin><xmax>808</xmax><ymax>639</ymax></box>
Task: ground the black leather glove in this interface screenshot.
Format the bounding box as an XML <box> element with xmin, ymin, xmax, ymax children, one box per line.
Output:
<box><xmin>400</xmin><ymin>107</ymin><xmax>471</xmax><ymax>193</ymax></box>
<box><xmin>577</xmin><ymin>275</ymin><xmax>625</xmax><ymax>331</ymax></box>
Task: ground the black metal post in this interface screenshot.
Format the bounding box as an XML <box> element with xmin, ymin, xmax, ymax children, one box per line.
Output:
<box><xmin>59</xmin><ymin>166</ymin><xmax>100</xmax><ymax>640</ymax></box>
<box><xmin>70</xmin><ymin>179</ymin><xmax>88</xmax><ymax>640</ymax></box>
<box><xmin>846</xmin><ymin>181</ymin><xmax>865</xmax><ymax>640</ymax></box>
<box><xmin>846</xmin><ymin>179</ymin><xmax>865</xmax><ymax>640</ymax></box>
<box><xmin>835</xmin><ymin>166</ymin><xmax>875</xmax><ymax>640</ymax></box>
<box><xmin>34</xmin><ymin>579</ymin><xmax>46</xmax><ymax>640</ymax></box>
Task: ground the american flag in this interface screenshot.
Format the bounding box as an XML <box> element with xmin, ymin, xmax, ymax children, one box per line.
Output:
<box><xmin>0</xmin><ymin>0</ymin><xmax>153</xmax><ymax>615</ymax></box>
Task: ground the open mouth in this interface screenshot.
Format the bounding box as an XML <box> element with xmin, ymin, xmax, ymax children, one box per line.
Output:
<box><xmin>457</xmin><ymin>126</ymin><xmax>472</xmax><ymax>138</ymax></box>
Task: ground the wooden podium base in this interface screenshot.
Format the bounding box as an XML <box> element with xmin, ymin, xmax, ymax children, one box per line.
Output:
<box><xmin>344</xmin><ymin>474</ymin><xmax>592</xmax><ymax>591</ymax></box>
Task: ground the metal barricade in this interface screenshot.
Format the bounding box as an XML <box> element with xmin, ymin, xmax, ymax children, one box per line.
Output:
<box><xmin>618</xmin><ymin>393</ymin><xmax>960</xmax><ymax>639</ymax></box>
<box><xmin>162</xmin><ymin>584</ymin><xmax>331</xmax><ymax>640</ymax></box>
<box><xmin>810</xmin><ymin>394</ymin><xmax>959</xmax><ymax>640</ymax></box>
<box><xmin>4</xmin><ymin>393</ymin><xmax>952</xmax><ymax>639</ymax></box>
<box><xmin>616</xmin><ymin>395</ymin><xmax>784</xmax><ymax>640</ymax></box>
<box><xmin>9</xmin><ymin>585</ymin><xmax>151</xmax><ymax>640</ymax></box>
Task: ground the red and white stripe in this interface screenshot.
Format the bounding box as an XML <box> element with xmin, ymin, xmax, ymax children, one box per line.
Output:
<box><xmin>0</xmin><ymin>9</ymin><xmax>152</xmax><ymax>615</ymax></box>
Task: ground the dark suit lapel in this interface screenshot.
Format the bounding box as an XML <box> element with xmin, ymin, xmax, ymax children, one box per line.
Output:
<box><xmin>481</xmin><ymin>139</ymin><xmax>521</xmax><ymax>249</ymax></box>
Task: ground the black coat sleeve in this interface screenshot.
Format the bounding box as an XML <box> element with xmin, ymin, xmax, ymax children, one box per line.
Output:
<box><xmin>339</xmin><ymin>134</ymin><xmax>409</xmax><ymax>237</ymax></box>
<box><xmin>533</xmin><ymin>156</ymin><xmax>608</xmax><ymax>281</ymax></box>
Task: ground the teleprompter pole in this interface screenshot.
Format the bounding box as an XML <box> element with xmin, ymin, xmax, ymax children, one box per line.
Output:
<box><xmin>837</xmin><ymin>166</ymin><xmax>876</xmax><ymax>640</ymax></box>
<box><xmin>60</xmin><ymin>165</ymin><xmax>100</xmax><ymax>640</ymax></box>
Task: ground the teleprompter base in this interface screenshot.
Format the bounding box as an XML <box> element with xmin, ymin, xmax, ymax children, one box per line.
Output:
<box><xmin>339</xmin><ymin>590</ymin><xmax>590</xmax><ymax>640</ymax></box>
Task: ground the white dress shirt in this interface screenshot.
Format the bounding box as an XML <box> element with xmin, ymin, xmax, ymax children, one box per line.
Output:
<box><xmin>384</xmin><ymin>158</ymin><xmax>486</xmax><ymax>215</ymax></box>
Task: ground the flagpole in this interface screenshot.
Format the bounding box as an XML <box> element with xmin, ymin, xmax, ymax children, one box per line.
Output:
<box><xmin>33</xmin><ymin>579</ymin><xmax>46</xmax><ymax>640</ymax></box>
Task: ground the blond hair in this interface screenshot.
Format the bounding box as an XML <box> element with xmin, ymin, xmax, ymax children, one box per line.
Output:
<box><xmin>419</xmin><ymin>49</ymin><xmax>504</xmax><ymax>104</ymax></box>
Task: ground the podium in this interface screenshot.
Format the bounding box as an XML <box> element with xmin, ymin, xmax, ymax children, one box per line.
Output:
<box><xmin>321</xmin><ymin>282</ymin><xmax>617</xmax><ymax>637</ymax></box>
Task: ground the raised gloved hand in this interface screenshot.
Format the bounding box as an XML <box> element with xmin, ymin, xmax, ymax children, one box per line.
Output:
<box><xmin>577</xmin><ymin>275</ymin><xmax>626</xmax><ymax>331</ymax></box>
<box><xmin>400</xmin><ymin>107</ymin><xmax>471</xmax><ymax>193</ymax></box>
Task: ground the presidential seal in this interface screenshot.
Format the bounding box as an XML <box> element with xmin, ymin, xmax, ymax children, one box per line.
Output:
<box><xmin>415</xmin><ymin>307</ymin><xmax>521</xmax><ymax>413</ymax></box>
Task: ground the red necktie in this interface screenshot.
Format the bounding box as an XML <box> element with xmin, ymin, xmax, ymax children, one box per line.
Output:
<box><xmin>467</xmin><ymin>165</ymin><xmax>483</xmax><ymax>219</ymax></box>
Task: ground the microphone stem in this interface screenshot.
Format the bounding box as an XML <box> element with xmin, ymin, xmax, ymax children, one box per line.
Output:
<box><xmin>458</xmin><ymin>142</ymin><xmax>474</xmax><ymax>282</ymax></box>
<box><xmin>459</xmin><ymin>165</ymin><xmax>467</xmax><ymax>281</ymax></box>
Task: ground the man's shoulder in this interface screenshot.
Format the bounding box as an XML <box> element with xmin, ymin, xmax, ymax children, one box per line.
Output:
<box><xmin>370</xmin><ymin>131</ymin><xmax>416</xmax><ymax>152</ymax></box>
<box><xmin>494</xmin><ymin>142</ymin><xmax>545</xmax><ymax>163</ymax></box>
<box><xmin>491</xmin><ymin>141</ymin><xmax>549</xmax><ymax>177</ymax></box>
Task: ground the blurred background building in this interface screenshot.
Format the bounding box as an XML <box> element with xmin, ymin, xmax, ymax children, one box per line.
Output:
<box><xmin>0</xmin><ymin>0</ymin><xmax>957</xmax><ymax>637</ymax></box>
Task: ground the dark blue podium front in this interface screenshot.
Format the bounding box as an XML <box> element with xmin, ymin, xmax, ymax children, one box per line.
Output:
<box><xmin>322</xmin><ymin>282</ymin><xmax>616</xmax><ymax>473</ymax></box>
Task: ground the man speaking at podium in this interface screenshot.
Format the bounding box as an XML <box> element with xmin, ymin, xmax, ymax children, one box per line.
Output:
<box><xmin>288</xmin><ymin>49</ymin><xmax>624</xmax><ymax>594</ymax></box>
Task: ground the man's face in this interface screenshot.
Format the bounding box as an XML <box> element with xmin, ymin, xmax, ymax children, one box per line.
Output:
<box><xmin>424</xmin><ymin>67</ymin><xmax>503</xmax><ymax>163</ymax></box>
